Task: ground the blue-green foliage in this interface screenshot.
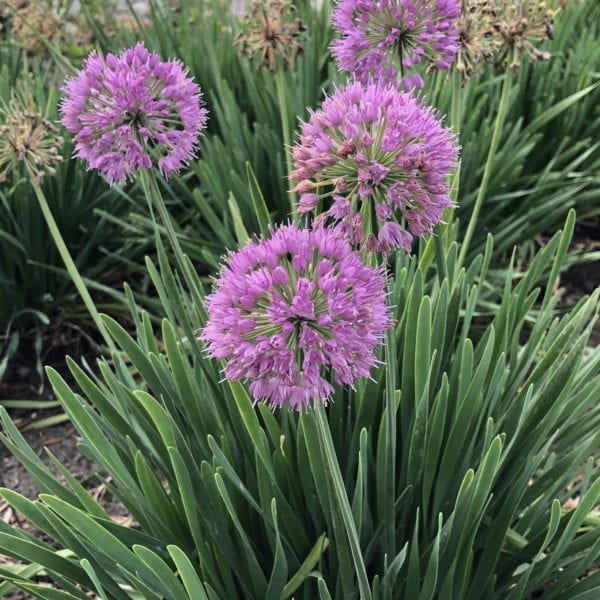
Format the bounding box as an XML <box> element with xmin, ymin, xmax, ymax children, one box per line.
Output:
<box><xmin>0</xmin><ymin>210</ymin><xmax>598</xmax><ymax>598</ymax></box>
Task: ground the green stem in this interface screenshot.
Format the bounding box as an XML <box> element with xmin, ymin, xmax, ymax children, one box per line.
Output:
<box><xmin>137</xmin><ymin>169</ymin><xmax>200</xmax><ymax>300</ymax></box>
<box><xmin>458</xmin><ymin>69</ymin><xmax>512</xmax><ymax>267</ymax></box>
<box><xmin>275</xmin><ymin>70</ymin><xmax>297</xmax><ymax>218</ymax></box>
<box><xmin>449</xmin><ymin>68</ymin><xmax>462</xmax><ymax>209</ymax></box>
<box><xmin>433</xmin><ymin>229</ymin><xmax>448</xmax><ymax>283</ymax></box>
<box><xmin>420</xmin><ymin>70</ymin><xmax>461</xmax><ymax>275</ymax></box>
<box><xmin>33</xmin><ymin>183</ymin><xmax>117</xmax><ymax>354</ymax></box>
<box><xmin>314</xmin><ymin>403</ymin><xmax>372</xmax><ymax>600</ymax></box>
<box><xmin>383</xmin><ymin>315</ymin><xmax>397</xmax><ymax>561</ymax></box>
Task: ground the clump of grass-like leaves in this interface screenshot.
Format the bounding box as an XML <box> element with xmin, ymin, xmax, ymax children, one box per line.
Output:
<box><xmin>0</xmin><ymin>208</ymin><xmax>598</xmax><ymax>598</ymax></box>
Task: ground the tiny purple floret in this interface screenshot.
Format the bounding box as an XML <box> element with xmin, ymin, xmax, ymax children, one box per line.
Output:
<box><xmin>60</xmin><ymin>42</ymin><xmax>207</xmax><ymax>184</ymax></box>
<box><xmin>201</xmin><ymin>224</ymin><xmax>392</xmax><ymax>411</ymax></box>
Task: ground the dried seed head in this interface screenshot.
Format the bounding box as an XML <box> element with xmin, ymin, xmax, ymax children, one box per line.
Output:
<box><xmin>455</xmin><ymin>0</ymin><xmax>499</xmax><ymax>82</ymax></box>
<box><xmin>10</xmin><ymin>0</ymin><xmax>61</xmax><ymax>55</ymax></box>
<box><xmin>234</xmin><ymin>0</ymin><xmax>306</xmax><ymax>72</ymax></box>
<box><xmin>489</xmin><ymin>0</ymin><xmax>558</xmax><ymax>71</ymax></box>
<box><xmin>0</xmin><ymin>92</ymin><xmax>63</xmax><ymax>185</ymax></box>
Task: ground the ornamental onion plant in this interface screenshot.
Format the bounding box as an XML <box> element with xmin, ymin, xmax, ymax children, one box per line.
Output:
<box><xmin>60</xmin><ymin>42</ymin><xmax>208</xmax><ymax>293</ymax></box>
<box><xmin>0</xmin><ymin>1</ymin><xmax>598</xmax><ymax>599</ymax></box>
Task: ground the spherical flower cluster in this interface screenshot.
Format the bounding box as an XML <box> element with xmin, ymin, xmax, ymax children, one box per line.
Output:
<box><xmin>201</xmin><ymin>224</ymin><xmax>391</xmax><ymax>410</ymax></box>
<box><xmin>331</xmin><ymin>0</ymin><xmax>460</xmax><ymax>89</ymax></box>
<box><xmin>60</xmin><ymin>43</ymin><xmax>207</xmax><ymax>184</ymax></box>
<box><xmin>291</xmin><ymin>80</ymin><xmax>458</xmax><ymax>254</ymax></box>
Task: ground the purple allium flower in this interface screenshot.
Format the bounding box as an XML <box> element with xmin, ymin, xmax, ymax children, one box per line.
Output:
<box><xmin>60</xmin><ymin>43</ymin><xmax>207</xmax><ymax>184</ymax></box>
<box><xmin>331</xmin><ymin>0</ymin><xmax>460</xmax><ymax>88</ymax></box>
<box><xmin>290</xmin><ymin>79</ymin><xmax>458</xmax><ymax>254</ymax></box>
<box><xmin>201</xmin><ymin>224</ymin><xmax>391</xmax><ymax>410</ymax></box>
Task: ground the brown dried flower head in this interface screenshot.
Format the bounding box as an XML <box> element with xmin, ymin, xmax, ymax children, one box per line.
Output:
<box><xmin>490</xmin><ymin>0</ymin><xmax>557</xmax><ymax>71</ymax></box>
<box><xmin>234</xmin><ymin>0</ymin><xmax>306</xmax><ymax>72</ymax></box>
<box><xmin>10</xmin><ymin>0</ymin><xmax>61</xmax><ymax>55</ymax></box>
<box><xmin>0</xmin><ymin>92</ymin><xmax>64</xmax><ymax>185</ymax></box>
<box><xmin>455</xmin><ymin>0</ymin><xmax>562</xmax><ymax>80</ymax></box>
<box><xmin>456</xmin><ymin>0</ymin><xmax>498</xmax><ymax>82</ymax></box>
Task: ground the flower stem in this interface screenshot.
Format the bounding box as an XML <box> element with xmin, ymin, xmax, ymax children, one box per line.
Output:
<box><xmin>449</xmin><ymin>68</ymin><xmax>462</xmax><ymax>208</ymax></box>
<box><xmin>383</xmin><ymin>308</ymin><xmax>397</xmax><ymax>561</ymax></box>
<box><xmin>458</xmin><ymin>69</ymin><xmax>512</xmax><ymax>267</ymax></box>
<box><xmin>137</xmin><ymin>169</ymin><xmax>201</xmax><ymax>301</ymax></box>
<box><xmin>32</xmin><ymin>183</ymin><xmax>117</xmax><ymax>354</ymax></box>
<box><xmin>433</xmin><ymin>230</ymin><xmax>448</xmax><ymax>283</ymax></box>
<box><xmin>275</xmin><ymin>70</ymin><xmax>297</xmax><ymax>218</ymax></box>
<box><xmin>421</xmin><ymin>70</ymin><xmax>461</xmax><ymax>278</ymax></box>
<box><xmin>314</xmin><ymin>402</ymin><xmax>372</xmax><ymax>600</ymax></box>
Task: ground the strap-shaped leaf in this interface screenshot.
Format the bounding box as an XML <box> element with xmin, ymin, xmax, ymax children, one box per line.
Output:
<box><xmin>265</xmin><ymin>500</ymin><xmax>289</xmax><ymax>600</ymax></box>
<box><xmin>246</xmin><ymin>162</ymin><xmax>272</xmax><ymax>237</ymax></box>
<box><xmin>167</xmin><ymin>545</ymin><xmax>210</xmax><ymax>600</ymax></box>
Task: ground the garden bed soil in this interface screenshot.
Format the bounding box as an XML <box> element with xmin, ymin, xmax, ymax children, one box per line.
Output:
<box><xmin>0</xmin><ymin>419</ymin><xmax>132</xmax><ymax>599</ymax></box>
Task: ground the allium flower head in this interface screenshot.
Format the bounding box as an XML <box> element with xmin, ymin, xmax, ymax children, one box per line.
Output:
<box><xmin>0</xmin><ymin>91</ymin><xmax>63</xmax><ymax>185</ymax></box>
<box><xmin>235</xmin><ymin>0</ymin><xmax>306</xmax><ymax>72</ymax></box>
<box><xmin>60</xmin><ymin>42</ymin><xmax>207</xmax><ymax>184</ymax></box>
<box><xmin>291</xmin><ymin>79</ymin><xmax>458</xmax><ymax>254</ymax></box>
<box><xmin>201</xmin><ymin>224</ymin><xmax>391</xmax><ymax>410</ymax></box>
<box><xmin>331</xmin><ymin>0</ymin><xmax>461</xmax><ymax>88</ymax></box>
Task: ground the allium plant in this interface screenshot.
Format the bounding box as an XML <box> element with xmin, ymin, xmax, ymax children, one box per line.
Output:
<box><xmin>60</xmin><ymin>43</ymin><xmax>209</xmax><ymax>304</ymax></box>
<box><xmin>201</xmin><ymin>224</ymin><xmax>391</xmax><ymax>410</ymax></box>
<box><xmin>60</xmin><ymin>42</ymin><xmax>207</xmax><ymax>185</ymax></box>
<box><xmin>0</xmin><ymin>86</ymin><xmax>117</xmax><ymax>353</ymax></box>
<box><xmin>291</xmin><ymin>79</ymin><xmax>458</xmax><ymax>254</ymax></box>
<box><xmin>331</xmin><ymin>0</ymin><xmax>460</xmax><ymax>89</ymax></box>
